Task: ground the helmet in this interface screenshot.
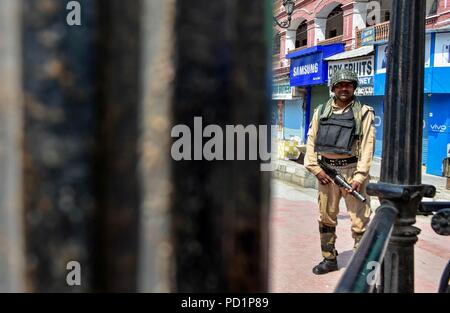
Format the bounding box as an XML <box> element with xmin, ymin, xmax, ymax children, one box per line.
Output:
<box><xmin>330</xmin><ymin>69</ymin><xmax>358</xmax><ymax>90</ymax></box>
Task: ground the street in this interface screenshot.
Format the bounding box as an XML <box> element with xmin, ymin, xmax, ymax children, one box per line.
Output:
<box><xmin>269</xmin><ymin>178</ymin><xmax>450</xmax><ymax>293</ymax></box>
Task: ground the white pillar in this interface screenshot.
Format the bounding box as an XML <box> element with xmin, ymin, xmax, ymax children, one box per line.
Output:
<box><xmin>353</xmin><ymin>1</ymin><xmax>368</xmax><ymax>36</ymax></box>
<box><xmin>314</xmin><ymin>18</ymin><xmax>326</xmax><ymax>43</ymax></box>
<box><xmin>351</xmin><ymin>1</ymin><xmax>369</xmax><ymax>49</ymax></box>
<box><xmin>285</xmin><ymin>29</ymin><xmax>296</xmax><ymax>53</ymax></box>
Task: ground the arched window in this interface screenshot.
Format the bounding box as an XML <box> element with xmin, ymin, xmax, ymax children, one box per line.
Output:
<box><xmin>295</xmin><ymin>21</ymin><xmax>308</xmax><ymax>48</ymax></box>
<box><xmin>380</xmin><ymin>0</ymin><xmax>392</xmax><ymax>22</ymax></box>
<box><xmin>427</xmin><ymin>0</ymin><xmax>438</xmax><ymax>16</ymax></box>
<box><xmin>325</xmin><ymin>5</ymin><xmax>343</xmax><ymax>39</ymax></box>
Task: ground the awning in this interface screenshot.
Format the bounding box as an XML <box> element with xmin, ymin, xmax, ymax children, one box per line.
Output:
<box><xmin>324</xmin><ymin>45</ymin><xmax>374</xmax><ymax>61</ymax></box>
<box><xmin>285</xmin><ymin>43</ymin><xmax>345</xmax><ymax>59</ymax></box>
<box><xmin>287</xmin><ymin>43</ymin><xmax>345</xmax><ymax>87</ymax></box>
<box><xmin>428</xmin><ymin>26</ymin><xmax>450</xmax><ymax>33</ymax></box>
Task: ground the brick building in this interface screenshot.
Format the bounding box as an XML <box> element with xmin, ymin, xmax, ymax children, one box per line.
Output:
<box><xmin>272</xmin><ymin>0</ymin><xmax>450</xmax><ymax>176</ymax></box>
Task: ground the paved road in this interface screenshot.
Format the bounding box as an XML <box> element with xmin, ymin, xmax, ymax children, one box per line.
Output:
<box><xmin>269</xmin><ymin>178</ymin><xmax>450</xmax><ymax>293</ymax></box>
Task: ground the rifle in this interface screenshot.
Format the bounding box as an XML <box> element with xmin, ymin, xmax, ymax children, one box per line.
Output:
<box><xmin>318</xmin><ymin>158</ymin><xmax>366</xmax><ymax>203</ymax></box>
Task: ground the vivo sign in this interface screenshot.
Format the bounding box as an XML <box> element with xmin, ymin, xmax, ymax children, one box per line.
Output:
<box><xmin>430</xmin><ymin>124</ymin><xmax>447</xmax><ymax>132</ymax></box>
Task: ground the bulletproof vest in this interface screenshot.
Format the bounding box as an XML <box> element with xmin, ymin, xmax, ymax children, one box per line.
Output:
<box><xmin>314</xmin><ymin>109</ymin><xmax>356</xmax><ymax>155</ymax></box>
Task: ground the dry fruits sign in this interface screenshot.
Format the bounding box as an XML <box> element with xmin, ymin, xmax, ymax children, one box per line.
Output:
<box><xmin>328</xmin><ymin>56</ymin><xmax>375</xmax><ymax>96</ymax></box>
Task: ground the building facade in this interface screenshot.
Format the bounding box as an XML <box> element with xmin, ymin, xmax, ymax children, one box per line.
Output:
<box><xmin>273</xmin><ymin>0</ymin><xmax>450</xmax><ymax>175</ymax></box>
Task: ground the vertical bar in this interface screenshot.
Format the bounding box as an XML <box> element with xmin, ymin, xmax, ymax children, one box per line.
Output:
<box><xmin>381</xmin><ymin>0</ymin><xmax>425</xmax><ymax>185</ymax></box>
<box><xmin>94</xmin><ymin>0</ymin><xmax>142</xmax><ymax>291</ymax></box>
<box><xmin>0</xmin><ymin>0</ymin><xmax>25</xmax><ymax>292</ymax></box>
<box><xmin>171</xmin><ymin>0</ymin><xmax>270</xmax><ymax>291</ymax></box>
<box><xmin>137</xmin><ymin>0</ymin><xmax>176</xmax><ymax>292</ymax></box>
<box><xmin>22</xmin><ymin>0</ymin><xmax>98</xmax><ymax>292</ymax></box>
<box><xmin>380</xmin><ymin>0</ymin><xmax>426</xmax><ymax>293</ymax></box>
<box><xmin>304</xmin><ymin>86</ymin><xmax>311</xmax><ymax>143</ymax></box>
<box><xmin>3</xmin><ymin>0</ymin><xmax>270</xmax><ymax>292</ymax></box>
<box><xmin>376</xmin><ymin>261</ymin><xmax>384</xmax><ymax>293</ymax></box>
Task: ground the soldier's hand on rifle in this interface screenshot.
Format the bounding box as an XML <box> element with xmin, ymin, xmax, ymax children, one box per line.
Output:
<box><xmin>350</xmin><ymin>181</ymin><xmax>361</xmax><ymax>192</ymax></box>
<box><xmin>343</xmin><ymin>181</ymin><xmax>361</xmax><ymax>196</ymax></box>
<box><xmin>340</xmin><ymin>179</ymin><xmax>360</xmax><ymax>196</ymax></box>
<box><xmin>316</xmin><ymin>170</ymin><xmax>333</xmax><ymax>185</ymax></box>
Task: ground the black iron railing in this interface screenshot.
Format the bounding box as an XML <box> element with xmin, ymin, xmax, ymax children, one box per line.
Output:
<box><xmin>335</xmin><ymin>202</ymin><xmax>397</xmax><ymax>293</ymax></box>
<box><xmin>335</xmin><ymin>198</ymin><xmax>450</xmax><ymax>293</ymax></box>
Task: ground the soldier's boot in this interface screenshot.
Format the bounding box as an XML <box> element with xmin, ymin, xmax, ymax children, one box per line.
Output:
<box><xmin>313</xmin><ymin>223</ymin><xmax>338</xmax><ymax>275</ymax></box>
<box><xmin>312</xmin><ymin>258</ymin><xmax>338</xmax><ymax>275</ymax></box>
<box><xmin>352</xmin><ymin>231</ymin><xmax>365</xmax><ymax>251</ymax></box>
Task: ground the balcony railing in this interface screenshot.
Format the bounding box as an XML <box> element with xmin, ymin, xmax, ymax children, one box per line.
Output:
<box><xmin>355</xmin><ymin>29</ymin><xmax>362</xmax><ymax>48</ymax></box>
<box><xmin>273</xmin><ymin>66</ymin><xmax>290</xmax><ymax>77</ymax></box>
<box><xmin>426</xmin><ymin>15</ymin><xmax>438</xmax><ymax>26</ymax></box>
<box><xmin>375</xmin><ymin>21</ymin><xmax>389</xmax><ymax>42</ymax></box>
<box><xmin>272</xmin><ymin>55</ymin><xmax>290</xmax><ymax>69</ymax></box>
<box><xmin>356</xmin><ymin>21</ymin><xmax>389</xmax><ymax>48</ymax></box>
<box><xmin>356</xmin><ymin>14</ymin><xmax>439</xmax><ymax>48</ymax></box>
<box><xmin>272</xmin><ymin>53</ymin><xmax>290</xmax><ymax>78</ymax></box>
<box><xmin>272</xmin><ymin>53</ymin><xmax>280</xmax><ymax>68</ymax></box>
<box><xmin>317</xmin><ymin>35</ymin><xmax>343</xmax><ymax>46</ymax></box>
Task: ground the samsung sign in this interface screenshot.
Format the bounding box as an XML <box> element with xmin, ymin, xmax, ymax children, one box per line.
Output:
<box><xmin>290</xmin><ymin>53</ymin><xmax>325</xmax><ymax>86</ymax></box>
<box><xmin>293</xmin><ymin>63</ymin><xmax>319</xmax><ymax>76</ymax></box>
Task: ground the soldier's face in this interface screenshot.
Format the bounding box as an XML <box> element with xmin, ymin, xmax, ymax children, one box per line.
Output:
<box><xmin>333</xmin><ymin>82</ymin><xmax>355</xmax><ymax>103</ymax></box>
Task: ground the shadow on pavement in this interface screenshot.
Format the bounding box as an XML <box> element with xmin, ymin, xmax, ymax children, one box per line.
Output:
<box><xmin>337</xmin><ymin>250</ymin><xmax>354</xmax><ymax>270</ymax></box>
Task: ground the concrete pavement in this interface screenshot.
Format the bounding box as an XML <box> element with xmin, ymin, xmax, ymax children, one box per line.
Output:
<box><xmin>269</xmin><ymin>178</ymin><xmax>450</xmax><ymax>293</ymax></box>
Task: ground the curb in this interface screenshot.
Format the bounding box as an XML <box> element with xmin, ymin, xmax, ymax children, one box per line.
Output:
<box><xmin>273</xmin><ymin>159</ymin><xmax>450</xmax><ymax>200</ymax></box>
<box><xmin>272</xmin><ymin>160</ymin><xmax>318</xmax><ymax>189</ymax></box>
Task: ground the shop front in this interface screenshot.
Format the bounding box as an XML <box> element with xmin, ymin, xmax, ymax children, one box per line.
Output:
<box><xmin>286</xmin><ymin>43</ymin><xmax>345</xmax><ymax>143</ymax></box>
<box><xmin>325</xmin><ymin>46</ymin><xmax>381</xmax><ymax>156</ymax></box>
<box><xmin>373</xmin><ymin>30</ymin><xmax>450</xmax><ymax>175</ymax></box>
<box><xmin>272</xmin><ymin>79</ymin><xmax>305</xmax><ymax>159</ymax></box>
<box><xmin>272</xmin><ymin>80</ymin><xmax>304</xmax><ymax>140</ymax></box>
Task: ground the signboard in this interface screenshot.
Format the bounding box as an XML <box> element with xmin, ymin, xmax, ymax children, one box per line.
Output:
<box><xmin>328</xmin><ymin>56</ymin><xmax>375</xmax><ymax>96</ymax></box>
<box><xmin>427</xmin><ymin>110</ymin><xmax>450</xmax><ymax>134</ymax></box>
<box><xmin>361</xmin><ymin>27</ymin><xmax>375</xmax><ymax>46</ymax></box>
<box><xmin>376</xmin><ymin>44</ymin><xmax>388</xmax><ymax>74</ymax></box>
<box><xmin>425</xmin><ymin>34</ymin><xmax>431</xmax><ymax>67</ymax></box>
<box><xmin>272</xmin><ymin>83</ymin><xmax>293</xmax><ymax>100</ymax></box>
<box><xmin>434</xmin><ymin>32</ymin><xmax>450</xmax><ymax>67</ymax></box>
<box><xmin>290</xmin><ymin>53</ymin><xmax>325</xmax><ymax>86</ymax></box>
<box><xmin>377</xmin><ymin>34</ymin><xmax>431</xmax><ymax>73</ymax></box>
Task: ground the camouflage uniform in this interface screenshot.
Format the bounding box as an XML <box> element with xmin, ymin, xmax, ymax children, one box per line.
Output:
<box><xmin>304</xmin><ymin>69</ymin><xmax>376</xmax><ymax>273</ymax></box>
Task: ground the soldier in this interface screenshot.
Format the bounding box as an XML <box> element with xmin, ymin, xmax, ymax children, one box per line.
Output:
<box><xmin>304</xmin><ymin>69</ymin><xmax>376</xmax><ymax>275</ymax></box>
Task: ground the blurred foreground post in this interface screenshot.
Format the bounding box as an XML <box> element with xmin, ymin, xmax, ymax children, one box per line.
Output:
<box><xmin>0</xmin><ymin>0</ymin><xmax>25</xmax><ymax>292</ymax></box>
<box><xmin>171</xmin><ymin>0</ymin><xmax>270</xmax><ymax>292</ymax></box>
<box><xmin>0</xmin><ymin>0</ymin><xmax>270</xmax><ymax>292</ymax></box>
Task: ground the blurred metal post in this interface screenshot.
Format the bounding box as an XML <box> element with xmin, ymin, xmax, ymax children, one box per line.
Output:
<box><xmin>368</xmin><ymin>0</ymin><xmax>433</xmax><ymax>293</ymax></box>
<box><xmin>0</xmin><ymin>0</ymin><xmax>25</xmax><ymax>292</ymax></box>
<box><xmin>170</xmin><ymin>0</ymin><xmax>271</xmax><ymax>291</ymax></box>
<box><xmin>1</xmin><ymin>0</ymin><xmax>270</xmax><ymax>292</ymax></box>
<box><xmin>20</xmin><ymin>0</ymin><xmax>170</xmax><ymax>292</ymax></box>
<box><xmin>137</xmin><ymin>0</ymin><xmax>175</xmax><ymax>292</ymax></box>
<box><xmin>21</xmin><ymin>0</ymin><xmax>98</xmax><ymax>292</ymax></box>
<box><xmin>93</xmin><ymin>0</ymin><xmax>143</xmax><ymax>292</ymax></box>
